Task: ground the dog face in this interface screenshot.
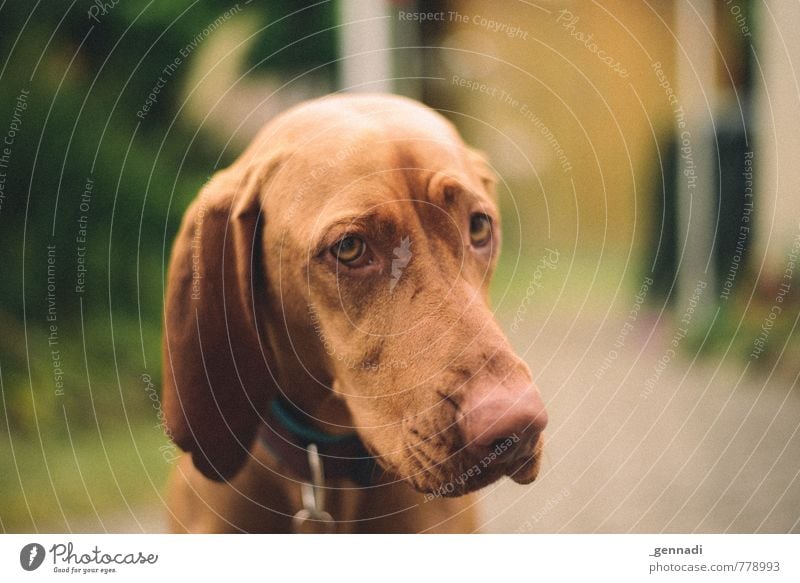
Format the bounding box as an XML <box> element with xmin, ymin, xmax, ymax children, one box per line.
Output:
<box><xmin>163</xmin><ymin>94</ymin><xmax>546</xmax><ymax>493</ymax></box>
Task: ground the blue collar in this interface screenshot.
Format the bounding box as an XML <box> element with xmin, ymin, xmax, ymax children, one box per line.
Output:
<box><xmin>258</xmin><ymin>398</ymin><xmax>379</xmax><ymax>486</ymax></box>
<box><xmin>268</xmin><ymin>399</ymin><xmax>357</xmax><ymax>445</ymax></box>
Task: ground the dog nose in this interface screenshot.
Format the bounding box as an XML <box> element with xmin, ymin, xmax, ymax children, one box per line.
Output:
<box><xmin>457</xmin><ymin>384</ymin><xmax>548</xmax><ymax>454</ymax></box>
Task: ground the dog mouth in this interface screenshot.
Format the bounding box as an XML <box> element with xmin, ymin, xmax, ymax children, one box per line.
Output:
<box><xmin>358</xmin><ymin>409</ymin><xmax>545</xmax><ymax>496</ymax></box>
<box><xmin>395</xmin><ymin>434</ymin><xmax>545</xmax><ymax>497</ymax></box>
<box><xmin>505</xmin><ymin>445</ymin><xmax>544</xmax><ymax>485</ymax></box>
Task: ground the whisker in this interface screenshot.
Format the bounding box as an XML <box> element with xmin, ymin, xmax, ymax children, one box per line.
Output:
<box><xmin>409</xmin><ymin>443</ymin><xmax>445</xmax><ymax>484</ymax></box>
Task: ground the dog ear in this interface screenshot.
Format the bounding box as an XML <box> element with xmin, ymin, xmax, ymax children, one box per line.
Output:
<box><xmin>162</xmin><ymin>156</ymin><xmax>280</xmax><ymax>481</ymax></box>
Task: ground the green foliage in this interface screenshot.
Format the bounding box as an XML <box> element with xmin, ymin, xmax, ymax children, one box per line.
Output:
<box><xmin>0</xmin><ymin>418</ymin><xmax>174</xmax><ymax>532</ymax></box>
<box><xmin>0</xmin><ymin>1</ymin><xmax>337</xmax><ymax>516</ymax></box>
<box><xmin>0</xmin><ymin>21</ymin><xmax>201</xmax><ymax>432</ymax></box>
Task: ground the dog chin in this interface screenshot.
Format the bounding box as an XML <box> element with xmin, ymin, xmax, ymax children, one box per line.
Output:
<box><xmin>405</xmin><ymin>461</ymin><xmax>510</xmax><ymax>498</ymax></box>
<box><xmin>506</xmin><ymin>453</ymin><xmax>542</xmax><ymax>485</ymax></box>
<box><xmin>412</xmin><ymin>452</ymin><xmax>543</xmax><ymax>495</ymax></box>
<box><xmin>377</xmin><ymin>440</ymin><xmax>544</xmax><ymax>496</ymax></box>
<box><xmin>412</xmin><ymin>473</ymin><xmax>502</xmax><ymax>498</ymax></box>
<box><xmin>507</xmin><ymin>437</ymin><xmax>545</xmax><ymax>484</ymax></box>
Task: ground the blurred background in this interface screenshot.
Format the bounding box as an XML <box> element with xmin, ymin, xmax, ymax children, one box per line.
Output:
<box><xmin>0</xmin><ymin>0</ymin><xmax>798</xmax><ymax>533</ymax></box>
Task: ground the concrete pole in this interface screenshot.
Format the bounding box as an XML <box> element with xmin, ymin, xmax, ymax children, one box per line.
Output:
<box><xmin>675</xmin><ymin>0</ymin><xmax>717</xmax><ymax>309</ymax></box>
<box><xmin>337</xmin><ymin>0</ymin><xmax>393</xmax><ymax>93</ymax></box>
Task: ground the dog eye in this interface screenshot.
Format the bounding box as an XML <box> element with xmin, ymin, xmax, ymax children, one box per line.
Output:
<box><xmin>469</xmin><ymin>213</ymin><xmax>492</xmax><ymax>247</ymax></box>
<box><xmin>330</xmin><ymin>236</ymin><xmax>366</xmax><ymax>264</ymax></box>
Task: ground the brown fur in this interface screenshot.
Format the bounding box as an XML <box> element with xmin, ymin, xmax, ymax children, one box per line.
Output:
<box><xmin>163</xmin><ymin>94</ymin><xmax>546</xmax><ymax>533</ymax></box>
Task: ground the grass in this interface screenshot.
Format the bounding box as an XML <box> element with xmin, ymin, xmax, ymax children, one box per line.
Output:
<box><xmin>0</xmin><ymin>418</ymin><xmax>173</xmax><ymax>532</ymax></box>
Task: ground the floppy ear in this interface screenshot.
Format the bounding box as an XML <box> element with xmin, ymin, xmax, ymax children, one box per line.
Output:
<box><xmin>162</xmin><ymin>157</ymin><xmax>280</xmax><ymax>481</ymax></box>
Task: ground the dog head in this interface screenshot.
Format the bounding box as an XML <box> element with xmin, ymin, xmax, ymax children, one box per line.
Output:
<box><xmin>163</xmin><ymin>94</ymin><xmax>547</xmax><ymax>494</ymax></box>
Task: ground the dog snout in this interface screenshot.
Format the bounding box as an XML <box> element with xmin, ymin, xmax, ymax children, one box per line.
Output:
<box><xmin>457</xmin><ymin>384</ymin><xmax>548</xmax><ymax>457</ymax></box>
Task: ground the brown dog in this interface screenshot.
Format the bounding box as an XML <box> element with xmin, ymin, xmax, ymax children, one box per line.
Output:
<box><xmin>163</xmin><ymin>94</ymin><xmax>547</xmax><ymax>533</ymax></box>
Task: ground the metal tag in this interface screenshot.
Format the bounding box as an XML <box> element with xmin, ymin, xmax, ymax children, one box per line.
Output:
<box><xmin>292</xmin><ymin>508</ymin><xmax>335</xmax><ymax>534</ymax></box>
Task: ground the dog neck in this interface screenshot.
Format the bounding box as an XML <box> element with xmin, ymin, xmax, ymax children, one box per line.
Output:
<box><xmin>257</xmin><ymin>393</ymin><xmax>378</xmax><ymax>489</ymax></box>
<box><xmin>279</xmin><ymin>381</ymin><xmax>355</xmax><ymax>435</ymax></box>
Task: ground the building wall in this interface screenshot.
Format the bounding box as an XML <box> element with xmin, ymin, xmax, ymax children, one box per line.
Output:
<box><xmin>754</xmin><ymin>1</ymin><xmax>800</xmax><ymax>279</ymax></box>
<box><xmin>430</xmin><ymin>0</ymin><xmax>678</xmax><ymax>255</ymax></box>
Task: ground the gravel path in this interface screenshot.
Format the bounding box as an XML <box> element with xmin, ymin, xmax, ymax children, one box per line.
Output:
<box><xmin>479</xmin><ymin>312</ymin><xmax>800</xmax><ymax>533</ymax></box>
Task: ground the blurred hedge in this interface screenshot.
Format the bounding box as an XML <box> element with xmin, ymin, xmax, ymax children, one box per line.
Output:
<box><xmin>0</xmin><ymin>1</ymin><xmax>336</xmax><ymax>434</ymax></box>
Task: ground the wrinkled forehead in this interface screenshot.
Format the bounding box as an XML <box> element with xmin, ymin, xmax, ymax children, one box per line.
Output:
<box><xmin>269</xmin><ymin>133</ymin><xmax>492</xmax><ymax>243</ymax></box>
